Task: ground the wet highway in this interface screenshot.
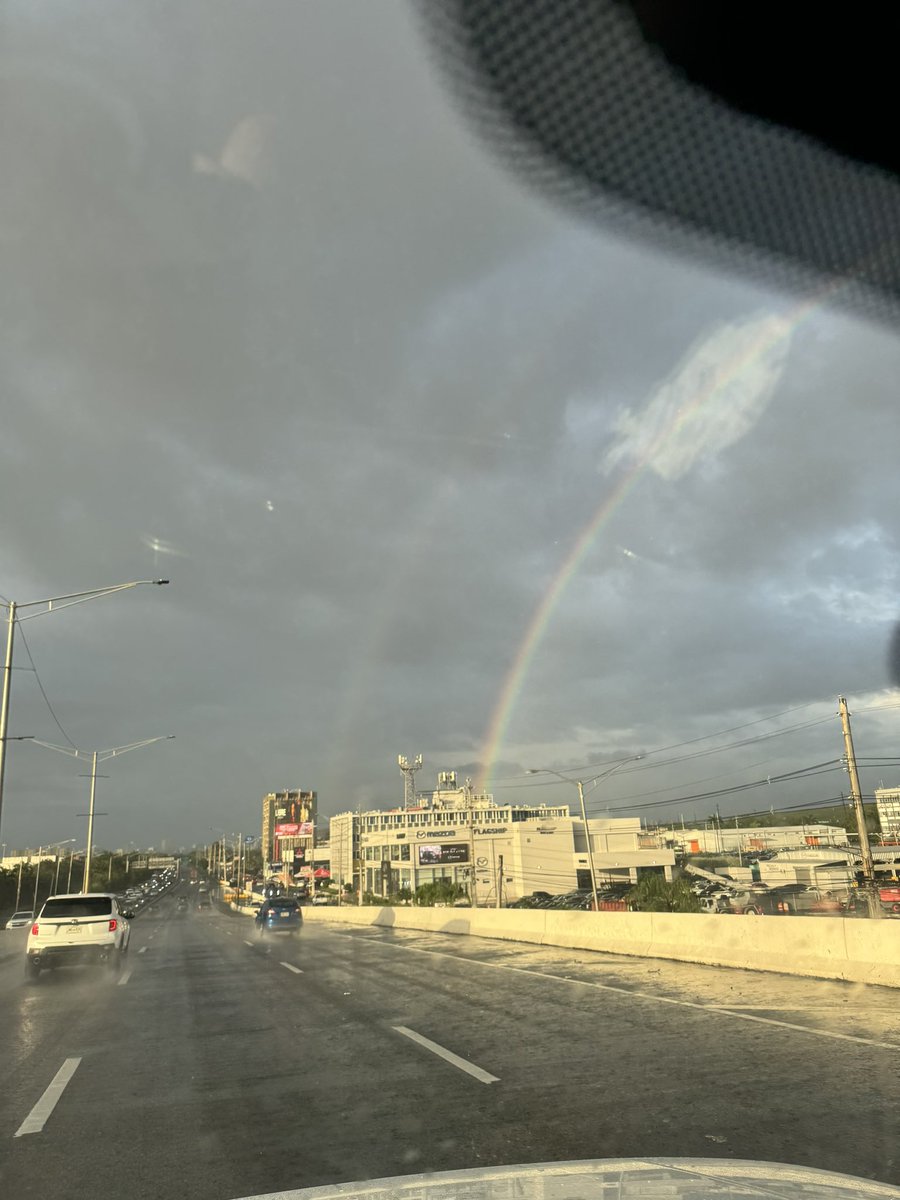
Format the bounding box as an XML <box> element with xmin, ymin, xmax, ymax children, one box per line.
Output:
<box><xmin>1</xmin><ymin>894</ymin><xmax>899</xmax><ymax>1200</ymax></box>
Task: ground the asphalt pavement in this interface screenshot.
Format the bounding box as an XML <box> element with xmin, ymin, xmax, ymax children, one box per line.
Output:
<box><xmin>1</xmin><ymin>893</ymin><xmax>899</xmax><ymax>1200</ymax></box>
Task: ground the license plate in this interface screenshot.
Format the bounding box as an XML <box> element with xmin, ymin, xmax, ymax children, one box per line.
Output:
<box><xmin>280</xmin><ymin>912</ymin><xmax>290</xmax><ymax>919</ymax></box>
<box><xmin>64</xmin><ymin>926</ymin><xmax>82</xmax><ymax>935</ymax></box>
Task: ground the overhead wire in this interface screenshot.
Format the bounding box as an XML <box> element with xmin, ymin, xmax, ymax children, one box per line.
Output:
<box><xmin>15</xmin><ymin>622</ymin><xmax>77</xmax><ymax>748</ymax></box>
<box><xmin>486</xmin><ymin>697</ymin><xmax>828</xmax><ymax>784</ymax></box>
<box><xmin>590</xmin><ymin>761</ymin><xmax>844</xmax><ymax>815</ymax></box>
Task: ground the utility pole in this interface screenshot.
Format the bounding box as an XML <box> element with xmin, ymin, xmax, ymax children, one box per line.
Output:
<box><xmin>467</xmin><ymin>779</ymin><xmax>477</xmax><ymax>908</ymax></box>
<box><xmin>356</xmin><ymin>805</ymin><xmax>364</xmax><ymax>907</ymax></box>
<box><xmin>839</xmin><ymin>695</ymin><xmax>881</xmax><ymax>918</ymax></box>
<box><xmin>496</xmin><ymin>854</ymin><xmax>503</xmax><ymax>909</ymax></box>
<box><xmin>577</xmin><ymin>780</ymin><xmax>599</xmax><ymax>914</ymax></box>
<box><xmin>85</xmin><ymin>751</ymin><xmax>99</xmax><ymax>893</ymax></box>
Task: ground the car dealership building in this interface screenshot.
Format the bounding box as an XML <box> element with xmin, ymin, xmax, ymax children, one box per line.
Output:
<box><xmin>329</xmin><ymin>771</ymin><xmax>674</xmax><ymax>904</ymax></box>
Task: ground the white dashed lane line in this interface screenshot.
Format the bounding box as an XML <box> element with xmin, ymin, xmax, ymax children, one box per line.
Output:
<box><xmin>137</xmin><ymin>946</ymin><xmax>148</xmax><ymax>954</ymax></box>
<box><xmin>393</xmin><ymin>1026</ymin><xmax>499</xmax><ymax>1084</ymax></box>
<box><xmin>15</xmin><ymin>1058</ymin><xmax>82</xmax><ymax>1137</ymax></box>
<box><xmin>279</xmin><ymin>962</ymin><xmax>303</xmax><ymax>974</ymax></box>
<box><xmin>118</xmin><ymin>969</ymin><xmax>132</xmax><ymax>986</ymax></box>
<box><xmin>244</xmin><ymin>940</ymin><xmax>254</xmax><ymax>947</ymax></box>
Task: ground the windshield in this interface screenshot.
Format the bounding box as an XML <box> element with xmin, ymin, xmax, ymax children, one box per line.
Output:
<box><xmin>39</xmin><ymin>898</ymin><xmax>112</xmax><ymax>919</ymax></box>
<box><xmin>2</xmin><ymin>4</ymin><xmax>900</xmax><ymax>1200</ymax></box>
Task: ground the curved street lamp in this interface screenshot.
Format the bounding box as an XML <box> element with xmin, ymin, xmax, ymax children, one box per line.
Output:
<box><xmin>31</xmin><ymin>736</ymin><xmax>175</xmax><ymax>892</ymax></box>
<box><xmin>0</xmin><ymin>579</ymin><xmax>170</xmax><ymax>842</ymax></box>
<box><xmin>526</xmin><ymin>756</ymin><xmax>643</xmax><ymax>912</ymax></box>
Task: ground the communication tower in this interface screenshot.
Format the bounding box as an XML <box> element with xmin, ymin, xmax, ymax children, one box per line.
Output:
<box><xmin>398</xmin><ymin>754</ymin><xmax>423</xmax><ymax>809</ymax></box>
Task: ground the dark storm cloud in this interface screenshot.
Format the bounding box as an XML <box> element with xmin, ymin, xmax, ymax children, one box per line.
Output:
<box><xmin>2</xmin><ymin>2</ymin><xmax>899</xmax><ymax>848</ymax></box>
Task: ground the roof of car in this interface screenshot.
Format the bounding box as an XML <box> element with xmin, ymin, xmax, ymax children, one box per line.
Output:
<box><xmin>45</xmin><ymin>892</ymin><xmax>116</xmax><ymax>900</ymax></box>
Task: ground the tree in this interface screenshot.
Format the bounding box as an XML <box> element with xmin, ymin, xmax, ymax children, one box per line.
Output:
<box><xmin>414</xmin><ymin>879</ymin><xmax>466</xmax><ymax>907</ymax></box>
<box><xmin>628</xmin><ymin>874</ymin><xmax>700</xmax><ymax>913</ymax></box>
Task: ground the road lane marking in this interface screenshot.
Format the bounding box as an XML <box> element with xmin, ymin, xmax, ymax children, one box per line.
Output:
<box><xmin>118</xmin><ymin>969</ymin><xmax>132</xmax><ymax>986</ymax></box>
<box><xmin>350</xmin><ymin>934</ymin><xmax>900</xmax><ymax>1052</ymax></box>
<box><xmin>244</xmin><ymin>940</ymin><xmax>254</xmax><ymax>947</ymax></box>
<box><xmin>393</xmin><ymin>1025</ymin><xmax>498</xmax><ymax>1084</ymax></box>
<box><xmin>279</xmin><ymin>962</ymin><xmax>303</xmax><ymax>974</ymax></box>
<box><xmin>15</xmin><ymin>1058</ymin><xmax>82</xmax><ymax>1137</ymax></box>
<box><xmin>137</xmin><ymin>946</ymin><xmax>148</xmax><ymax>954</ymax></box>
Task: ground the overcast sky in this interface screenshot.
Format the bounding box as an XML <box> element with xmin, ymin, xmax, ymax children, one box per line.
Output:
<box><xmin>2</xmin><ymin>1</ymin><xmax>900</xmax><ymax>853</ymax></box>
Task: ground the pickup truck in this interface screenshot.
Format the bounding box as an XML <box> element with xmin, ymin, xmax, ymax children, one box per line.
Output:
<box><xmin>25</xmin><ymin>893</ymin><xmax>133</xmax><ymax>981</ymax></box>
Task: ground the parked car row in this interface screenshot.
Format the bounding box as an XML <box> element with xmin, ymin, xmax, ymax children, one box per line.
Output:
<box><xmin>508</xmin><ymin>887</ymin><xmax>632</xmax><ymax>911</ymax></box>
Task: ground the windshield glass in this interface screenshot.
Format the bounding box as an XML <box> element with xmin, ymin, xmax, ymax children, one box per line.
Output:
<box><xmin>40</xmin><ymin>898</ymin><xmax>112</xmax><ymax>919</ymax></box>
<box><xmin>2</xmin><ymin>4</ymin><xmax>900</xmax><ymax>1200</ymax></box>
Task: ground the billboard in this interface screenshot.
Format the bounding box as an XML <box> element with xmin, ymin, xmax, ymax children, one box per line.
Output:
<box><xmin>275</xmin><ymin>821</ymin><xmax>314</xmax><ymax>838</ymax></box>
<box><xmin>417</xmin><ymin>843</ymin><xmax>469</xmax><ymax>866</ymax></box>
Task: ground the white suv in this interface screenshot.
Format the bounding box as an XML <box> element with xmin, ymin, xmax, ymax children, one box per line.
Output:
<box><xmin>25</xmin><ymin>893</ymin><xmax>132</xmax><ymax>981</ymax></box>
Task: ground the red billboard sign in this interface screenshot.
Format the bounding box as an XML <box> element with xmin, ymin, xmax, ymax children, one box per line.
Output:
<box><xmin>275</xmin><ymin>821</ymin><xmax>314</xmax><ymax>838</ymax></box>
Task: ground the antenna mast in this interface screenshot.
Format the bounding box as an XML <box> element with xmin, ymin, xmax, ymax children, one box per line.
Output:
<box><xmin>398</xmin><ymin>754</ymin><xmax>423</xmax><ymax>809</ymax></box>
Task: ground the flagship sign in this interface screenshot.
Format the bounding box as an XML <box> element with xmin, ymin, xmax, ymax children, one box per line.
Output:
<box><xmin>474</xmin><ymin>827</ymin><xmax>507</xmax><ymax>836</ymax></box>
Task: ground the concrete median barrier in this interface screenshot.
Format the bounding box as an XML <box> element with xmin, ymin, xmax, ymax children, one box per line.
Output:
<box><xmin>302</xmin><ymin>904</ymin><xmax>900</xmax><ymax>988</ymax></box>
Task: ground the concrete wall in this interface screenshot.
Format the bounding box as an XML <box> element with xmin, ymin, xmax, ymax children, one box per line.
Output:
<box><xmin>300</xmin><ymin>905</ymin><xmax>900</xmax><ymax>988</ymax></box>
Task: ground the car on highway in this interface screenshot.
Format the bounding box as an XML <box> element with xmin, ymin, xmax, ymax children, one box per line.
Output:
<box><xmin>5</xmin><ymin>910</ymin><xmax>34</xmax><ymax>930</ymax></box>
<box><xmin>255</xmin><ymin>896</ymin><xmax>302</xmax><ymax>937</ymax></box>
<box><xmin>25</xmin><ymin>893</ymin><xmax>133</xmax><ymax>980</ymax></box>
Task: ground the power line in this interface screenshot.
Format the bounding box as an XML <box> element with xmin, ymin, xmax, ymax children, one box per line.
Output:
<box><xmin>592</xmin><ymin>760</ymin><xmax>843</xmax><ymax>815</ymax></box>
<box><xmin>497</xmin><ymin>714</ymin><xmax>839</xmax><ymax>793</ymax></box>
<box><xmin>487</xmin><ymin>699</ymin><xmax>830</xmax><ymax>785</ymax></box>
<box><xmin>16</xmin><ymin>623</ymin><xmax>77</xmax><ymax>748</ymax></box>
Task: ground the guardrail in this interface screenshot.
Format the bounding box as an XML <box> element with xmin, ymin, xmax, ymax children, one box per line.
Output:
<box><xmin>299</xmin><ymin>905</ymin><xmax>900</xmax><ymax>988</ymax></box>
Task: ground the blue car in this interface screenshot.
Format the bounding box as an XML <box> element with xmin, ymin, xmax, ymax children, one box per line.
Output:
<box><xmin>255</xmin><ymin>897</ymin><xmax>302</xmax><ymax>937</ymax></box>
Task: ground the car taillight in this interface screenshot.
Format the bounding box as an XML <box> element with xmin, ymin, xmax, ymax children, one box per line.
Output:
<box><xmin>108</xmin><ymin>919</ymin><xmax>118</xmax><ymax>932</ymax></box>
<box><xmin>31</xmin><ymin>923</ymin><xmax>39</xmax><ymax>935</ymax></box>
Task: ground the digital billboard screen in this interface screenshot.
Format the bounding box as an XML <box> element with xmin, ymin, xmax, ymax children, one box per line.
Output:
<box><xmin>417</xmin><ymin>842</ymin><xmax>470</xmax><ymax>866</ymax></box>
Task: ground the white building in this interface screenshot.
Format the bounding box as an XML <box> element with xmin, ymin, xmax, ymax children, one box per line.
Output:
<box><xmin>575</xmin><ymin>817</ymin><xmax>674</xmax><ymax>886</ymax></box>
<box><xmin>875</xmin><ymin>787</ymin><xmax>900</xmax><ymax>838</ymax></box>
<box><xmin>329</xmin><ymin>771</ymin><xmax>674</xmax><ymax>903</ymax></box>
<box><xmin>664</xmin><ymin>824</ymin><xmax>847</xmax><ymax>856</ymax></box>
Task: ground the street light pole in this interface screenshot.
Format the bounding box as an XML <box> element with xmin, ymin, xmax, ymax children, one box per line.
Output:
<box><xmin>54</xmin><ymin>840</ymin><xmax>75</xmax><ymax>891</ymax></box>
<box><xmin>86</xmin><ymin>751</ymin><xmax>99</xmax><ymax>892</ymax></box>
<box><xmin>528</xmin><ymin>755</ymin><xmax>644</xmax><ymax>912</ymax></box>
<box><xmin>0</xmin><ymin>602</ymin><xmax>18</xmax><ymax>838</ymax></box>
<box><xmin>0</xmin><ymin>580</ymin><xmax>169</xmax><ymax>844</ymax></box>
<box><xmin>32</xmin><ymin>846</ymin><xmax>43</xmax><ymax>913</ymax></box>
<box><xmin>31</xmin><ymin>736</ymin><xmax>174</xmax><ymax>892</ymax></box>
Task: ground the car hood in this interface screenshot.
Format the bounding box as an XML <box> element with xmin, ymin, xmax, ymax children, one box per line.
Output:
<box><xmin>232</xmin><ymin>1158</ymin><xmax>900</xmax><ymax>1200</ymax></box>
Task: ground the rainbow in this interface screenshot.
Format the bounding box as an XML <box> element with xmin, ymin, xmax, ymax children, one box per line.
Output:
<box><xmin>475</xmin><ymin>289</ymin><xmax>832</xmax><ymax>793</ymax></box>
